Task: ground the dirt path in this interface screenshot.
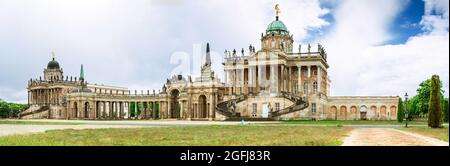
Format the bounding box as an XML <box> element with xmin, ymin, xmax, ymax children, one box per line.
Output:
<box><xmin>342</xmin><ymin>128</ymin><xmax>448</xmax><ymax>146</ymax></box>
<box><xmin>0</xmin><ymin>124</ymin><xmax>141</xmax><ymax>137</ymax></box>
<box><xmin>342</xmin><ymin>128</ymin><xmax>449</xmax><ymax>146</ymax></box>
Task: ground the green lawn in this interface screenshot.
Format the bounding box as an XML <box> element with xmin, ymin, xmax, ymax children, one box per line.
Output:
<box><xmin>280</xmin><ymin>120</ymin><xmax>430</xmax><ymax>125</ymax></box>
<box><xmin>0</xmin><ymin>120</ymin><xmax>81</xmax><ymax>125</ymax></box>
<box><xmin>399</xmin><ymin>126</ymin><xmax>449</xmax><ymax>142</ymax></box>
<box><xmin>0</xmin><ymin>125</ymin><xmax>351</xmax><ymax>146</ymax></box>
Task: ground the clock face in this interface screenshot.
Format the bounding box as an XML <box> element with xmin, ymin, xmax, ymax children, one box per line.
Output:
<box><xmin>360</xmin><ymin>106</ymin><xmax>367</xmax><ymax>112</ymax></box>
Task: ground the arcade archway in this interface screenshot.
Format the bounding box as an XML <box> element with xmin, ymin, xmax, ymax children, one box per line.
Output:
<box><xmin>170</xmin><ymin>89</ymin><xmax>180</xmax><ymax>118</ymax></box>
<box><xmin>198</xmin><ymin>95</ymin><xmax>207</xmax><ymax>118</ymax></box>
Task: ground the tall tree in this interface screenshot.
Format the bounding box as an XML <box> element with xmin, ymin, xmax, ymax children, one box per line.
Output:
<box><xmin>442</xmin><ymin>98</ymin><xmax>449</xmax><ymax>123</ymax></box>
<box><xmin>428</xmin><ymin>75</ymin><xmax>442</xmax><ymax>128</ymax></box>
<box><xmin>416</xmin><ymin>79</ymin><xmax>431</xmax><ymax>115</ymax></box>
<box><xmin>397</xmin><ymin>98</ymin><xmax>404</xmax><ymax>122</ymax></box>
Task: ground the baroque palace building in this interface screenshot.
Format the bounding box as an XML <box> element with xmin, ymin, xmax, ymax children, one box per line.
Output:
<box><xmin>20</xmin><ymin>7</ymin><xmax>399</xmax><ymax>121</ymax></box>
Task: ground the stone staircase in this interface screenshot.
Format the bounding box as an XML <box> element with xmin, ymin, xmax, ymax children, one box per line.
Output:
<box><xmin>215</xmin><ymin>94</ymin><xmax>247</xmax><ymax>117</ymax></box>
<box><xmin>18</xmin><ymin>105</ymin><xmax>50</xmax><ymax>119</ymax></box>
<box><xmin>270</xmin><ymin>91</ymin><xmax>309</xmax><ymax>117</ymax></box>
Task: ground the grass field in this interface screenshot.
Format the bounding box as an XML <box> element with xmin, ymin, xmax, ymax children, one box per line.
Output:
<box><xmin>0</xmin><ymin>120</ymin><xmax>81</xmax><ymax>125</ymax></box>
<box><xmin>399</xmin><ymin>126</ymin><xmax>449</xmax><ymax>142</ymax></box>
<box><xmin>0</xmin><ymin>125</ymin><xmax>351</xmax><ymax>146</ymax></box>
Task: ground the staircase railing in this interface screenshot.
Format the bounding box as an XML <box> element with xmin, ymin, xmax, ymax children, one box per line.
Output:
<box><xmin>18</xmin><ymin>105</ymin><xmax>50</xmax><ymax>119</ymax></box>
<box><xmin>215</xmin><ymin>95</ymin><xmax>247</xmax><ymax>117</ymax></box>
<box><xmin>270</xmin><ymin>91</ymin><xmax>309</xmax><ymax>117</ymax></box>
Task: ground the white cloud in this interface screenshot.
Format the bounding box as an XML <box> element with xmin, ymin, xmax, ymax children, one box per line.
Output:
<box><xmin>319</xmin><ymin>0</ymin><xmax>449</xmax><ymax>97</ymax></box>
<box><xmin>421</xmin><ymin>0</ymin><xmax>449</xmax><ymax>35</ymax></box>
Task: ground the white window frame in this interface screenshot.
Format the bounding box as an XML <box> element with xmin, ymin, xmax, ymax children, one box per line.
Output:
<box><xmin>311</xmin><ymin>103</ymin><xmax>317</xmax><ymax>113</ymax></box>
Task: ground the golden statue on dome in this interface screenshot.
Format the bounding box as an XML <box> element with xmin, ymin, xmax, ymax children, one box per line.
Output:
<box><xmin>275</xmin><ymin>4</ymin><xmax>281</xmax><ymax>17</ymax></box>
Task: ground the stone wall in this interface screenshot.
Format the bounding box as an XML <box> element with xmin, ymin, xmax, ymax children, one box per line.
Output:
<box><xmin>326</xmin><ymin>96</ymin><xmax>399</xmax><ymax>120</ymax></box>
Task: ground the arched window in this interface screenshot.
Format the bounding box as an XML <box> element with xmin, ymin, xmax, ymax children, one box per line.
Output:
<box><xmin>271</xmin><ymin>39</ymin><xmax>275</xmax><ymax>49</ymax></box>
<box><xmin>313</xmin><ymin>81</ymin><xmax>318</xmax><ymax>94</ymax></box>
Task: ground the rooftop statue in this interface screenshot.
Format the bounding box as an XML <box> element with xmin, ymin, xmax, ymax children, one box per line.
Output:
<box><xmin>275</xmin><ymin>4</ymin><xmax>281</xmax><ymax>17</ymax></box>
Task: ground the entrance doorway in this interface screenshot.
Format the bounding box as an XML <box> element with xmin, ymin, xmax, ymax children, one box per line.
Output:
<box><xmin>360</xmin><ymin>112</ymin><xmax>367</xmax><ymax>120</ymax></box>
<box><xmin>360</xmin><ymin>105</ymin><xmax>368</xmax><ymax>120</ymax></box>
<box><xmin>198</xmin><ymin>95</ymin><xmax>207</xmax><ymax>118</ymax></box>
<box><xmin>262</xmin><ymin>104</ymin><xmax>269</xmax><ymax>118</ymax></box>
<box><xmin>170</xmin><ymin>89</ymin><xmax>180</xmax><ymax>118</ymax></box>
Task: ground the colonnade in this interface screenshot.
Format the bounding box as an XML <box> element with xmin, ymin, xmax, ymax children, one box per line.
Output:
<box><xmin>29</xmin><ymin>88</ymin><xmax>63</xmax><ymax>105</ymax></box>
<box><xmin>225</xmin><ymin>64</ymin><xmax>325</xmax><ymax>97</ymax></box>
<box><xmin>67</xmin><ymin>100</ymin><xmax>160</xmax><ymax>120</ymax></box>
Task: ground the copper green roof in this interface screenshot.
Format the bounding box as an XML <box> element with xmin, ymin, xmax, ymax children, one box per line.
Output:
<box><xmin>266</xmin><ymin>17</ymin><xmax>289</xmax><ymax>35</ymax></box>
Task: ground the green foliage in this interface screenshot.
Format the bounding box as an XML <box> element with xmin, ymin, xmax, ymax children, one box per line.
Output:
<box><xmin>406</xmin><ymin>77</ymin><xmax>447</xmax><ymax>119</ymax></box>
<box><xmin>407</xmin><ymin>96</ymin><xmax>420</xmax><ymax>115</ymax></box>
<box><xmin>416</xmin><ymin>79</ymin><xmax>432</xmax><ymax>115</ymax></box>
<box><xmin>0</xmin><ymin>99</ymin><xmax>28</xmax><ymax>118</ymax></box>
<box><xmin>397</xmin><ymin>98</ymin><xmax>404</xmax><ymax>122</ymax></box>
<box><xmin>442</xmin><ymin>98</ymin><xmax>449</xmax><ymax>123</ymax></box>
<box><xmin>428</xmin><ymin>75</ymin><xmax>442</xmax><ymax>128</ymax></box>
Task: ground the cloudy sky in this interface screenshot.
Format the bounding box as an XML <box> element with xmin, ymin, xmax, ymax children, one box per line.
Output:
<box><xmin>0</xmin><ymin>0</ymin><xmax>448</xmax><ymax>103</ymax></box>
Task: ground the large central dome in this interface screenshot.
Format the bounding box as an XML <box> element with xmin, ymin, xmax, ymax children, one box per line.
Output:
<box><xmin>47</xmin><ymin>58</ymin><xmax>60</xmax><ymax>69</ymax></box>
<box><xmin>266</xmin><ymin>17</ymin><xmax>289</xmax><ymax>35</ymax></box>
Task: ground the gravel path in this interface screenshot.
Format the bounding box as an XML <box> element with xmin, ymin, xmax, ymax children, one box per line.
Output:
<box><xmin>0</xmin><ymin>120</ymin><xmax>247</xmax><ymax>137</ymax></box>
<box><xmin>342</xmin><ymin>128</ymin><xmax>448</xmax><ymax>146</ymax></box>
<box><xmin>0</xmin><ymin>125</ymin><xmax>141</xmax><ymax>137</ymax></box>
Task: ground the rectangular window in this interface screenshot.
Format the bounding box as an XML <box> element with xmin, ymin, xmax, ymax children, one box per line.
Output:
<box><xmin>275</xmin><ymin>103</ymin><xmax>280</xmax><ymax>111</ymax></box>
<box><xmin>252</xmin><ymin>103</ymin><xmax>257</xmax><ymax>114</ymax></box>
<box><xmin>303</xmin><ymin>81</ymin><xmax>308</xmax><ymax>94</ymax></box>
<box><xmin>311</xmin><ymin>103</ymin><xmax>317</xmax><ymax>113</ymax></box>
<box><xmin>313</xmin><ymin>82</ymin><xmax>318</xmax><ymax>94</ymax></box>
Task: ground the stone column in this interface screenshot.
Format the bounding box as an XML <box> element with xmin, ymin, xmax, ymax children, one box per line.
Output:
<box><xmin>115</xmin><ymin>102</ymin><xmax>119</xmax><ymax>119</ymax></box>
<box><xmin>94</xmin><ymin>101</ymin><xmax>97</xmax><ymax>120</ymax></box>
<box><xmin>193</xmin><ymin>103</ymin><xmax>197</xmax><ymax>118</ymax></box>
<box><xmin>287</xmin><ymin>66</ymin><xmax>291</xmax><ymax>93</ymax></box>
<box><xmin>258</xmin><ymin>65</ymin><xmax>262</xmax><ymax>94</ymax></box>
<box><xmin>30</xmin><ymin>90</ymin><xmax>33</xmax><ymax>105</ymax></box>
<box><xmin>108</xmin><ymin>101</ymin><xmax>112</xmax><ymax>119</ymax></box>
<box><xmin>270</xmin><ymin>65</ymin><xmax>275</xmax><ymax>94</ymax></box>
<box><xmin>307</xmin><ymin>65</ymin><xmax>311</xmax><ymax>95</ymax></box>
<box><xmin>209</xmin><ymin>94</ymin><xmax>214</xmax><ymax>120</ymax></box>
<box><xmin>180</xmin><ymin>101</ymin><xmax>184</xmax><ymax>119</ymax></box>
<box><xmin>118</xmin><ymin>102</ymin><xmax>122</xmax><ymax>119</ymax></box>
<box><xmin>134</xmin><ymin>102</ymin><xmax>138</xmax><ymax>119</ymax></box>
<box><xmin>317</xmin><ymin>66</ymin><xmax>321</xmax><ymax>95</ymax></box>
<box><xmin>168</xmin><ymin>99</ymin><xmax>172</xmax><ymax>119</ymax></box>
<box><xmin>66</xmin><ymin>101</ymin><xmax>71</xmax><ymax>119</ymax></box>
<box><xmin>109</xmin><ymin>101</ymin><xmax>113</xmax><ymax>119</ymax></box>
<box><xmin>102</xmin><ymin>102</ymin><xmax>105</xmax><ymax>118</ymax></box>
<box><xmin>49</xmin><ymin>89</ymin><xmax>51</xmax><ymax>105</ymax></box>
<box><xmin>298</xmin><ymin>66</ymin><xmax>302</xmax><ymax>95</ymax></box>
<box><xmin>152</xmin><ymin>102</ymin><xmax>155</xmax><ymax>119</ymax></box>
<box><xmin>248</xmin><ymin>66</ymin><xmax>253</xmax><ymax>87</ymax></box>
<box><xmin>126</xmin><ymin>102</ymin><xmax>129</xmax><ymax>119</ymax></box>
